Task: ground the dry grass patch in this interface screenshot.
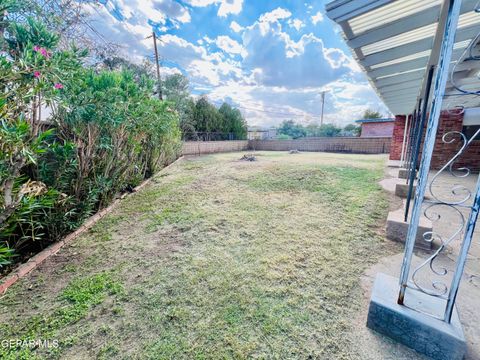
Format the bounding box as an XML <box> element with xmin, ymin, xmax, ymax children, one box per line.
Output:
<box><xmin>0</xmin><ymin>151</ymin><xmax>395</xmax><ymax>359</ymax></box>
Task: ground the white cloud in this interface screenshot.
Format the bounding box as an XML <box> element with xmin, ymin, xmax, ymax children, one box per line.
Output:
<box><xmin>161</xmin><ymin>67</ymin><xmax>183</xmax><ymax>77</ymax></box>
<box><xmin>203</xmin><ymin>36</ymin><xmax>215</xmax><ymax>44</ymax></box>
<box><xmin>157</xmin><ymin>34</ymin><xmax>207</xmax><ymax>67</ymax></box>
<box><xmin>186</xmin><ymin>0</ymin><xmax>216</xmax><ymax>4</ymax></box>
<box><xmin>311</xmin><ymin>11</ymin><xmax>324</xmax><ymax>25</ymax></box>
<box><xmin>288</xmin><ymin>19</ymin><xmax>305</xmax><ymax>31</ymax></box>
<box><xmin>83</xmin><ymin>4</ymin><xmax>151</xmax><ymax>63</ymax></box>
<box><xmin>259</xmin><ymin>8</ymin><xmax>292</xmax><ymax>23</ymax></box>
<box><xmin>218</xmin><ymin>0</ymin><xmax>243</xmax><ymax>17</ymax></box>
<box><xmin>114</xmin><ymin>0</ymin><xmax>191</xmax><ymax>25</ymax></box>
<box><xmin>215</xmin><ymin>35</ymin><xmax>245</xmax><ymax>56</ymax></box>
<box><xmin>243</xmin><ymin>21</ymin><xmax>354</xmax><ymax>88</ymax></box>
<box><xmin>230</xmin><ymin>20</ymin><xmax>244</xmax><ymax>32</ymax></box>
<box><xmin>84</xmin><ymin>1</ymin><xmax>386</xmax><ymax>128</ymax></box>
<box><xmin>185</xmin><ymin>0</ymin><xmax>243</xmax><ymax>17</ymax></box>
<box><xmin>207</xmin><ymin>78</ymin><xmax>388</xmax><ymax>127</ymax></box>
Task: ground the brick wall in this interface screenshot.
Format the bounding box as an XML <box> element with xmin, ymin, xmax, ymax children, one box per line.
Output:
<box><xmin>429</xmin><ymin>110</ymin><xmax>480</xmax><ymax>171</ymax></box>
<box><xmin>182</xmin><ymin>138</ymin><xmax>391</xmax><ymax>156</ymax></box>
<box><xmin>389</xmin><ymin>115</ymin><xmax>407</xmax><ymax>160</ymax></box>
<box><xmin>182</xmin><ymin>140</ymin><xmax>248</xmax><ymax>155</ymax></box>
<box><xmin>360</xmin><ymin>121</ymin><xmax>395</xmax><ymax>137</ymax></box>
<box><xmin>249</xmin><ymin>137</ymin><xmax>390</xmax><ymax>154</ymax></box>
<box><xmin>389</xmin><ymin>110</ymin><xmax>480</xmax><ymax>170</ymax></box>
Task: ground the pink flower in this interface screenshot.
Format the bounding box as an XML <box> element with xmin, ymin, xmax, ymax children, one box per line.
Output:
<box><xmin>54</xmin><ymin>83</ymin><xmax>63</xmax><ymax>89</ymax></box>
<box><xmin>40</xmin><ymin>48</ymin><xmax>50</xmax><ymax>58</ymax></box>
<box><xmin>33</xmin><ymin>46</ymin><xmax>51</xmax><ymax>59</ymax></box>
<box><xmin>33</xmin><ymin>71</ymin><xmax>41</xmax><ymax>78</ymax></box>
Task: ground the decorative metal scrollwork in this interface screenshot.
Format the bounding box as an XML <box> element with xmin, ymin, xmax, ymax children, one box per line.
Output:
<box><xmin>398</xmin><ymin>3</ymin><xmax>480</xmax><ymax>323</ymax></box>
<box><xmin>411</xmin><ymin>203</ymin><xmax>465</xmax><ymax>297</ymax></box>
<box><xmin>409</xmin><ymin>128</ymin><xmax>480</xmax><ymax>298</ymax></box>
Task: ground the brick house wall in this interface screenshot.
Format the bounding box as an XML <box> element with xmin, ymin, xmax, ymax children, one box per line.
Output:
<box><xmin>360</xmin><ymin>121</ymin><xmax>395</xmax><ymax>137</ymax></box>
<box><xmin>389</xmin><ymin>115</ymin><xmax>407</xmax><ymax>160</ymax></box>
<box><xmin>389</xmin><ymin>110</ymin><xmax>480</xmax><ymax>171</ymax></box>
<box><xmin>430</xmin><ymin>110</ymin><xmax>480</xmax><ymax>171</ymax></box>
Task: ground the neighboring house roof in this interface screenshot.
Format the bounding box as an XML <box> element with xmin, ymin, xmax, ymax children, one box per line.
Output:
<box><xmin>355</xmin><ymin>118</ymin><xmax>395</xmax><ymax>124</ymax></box>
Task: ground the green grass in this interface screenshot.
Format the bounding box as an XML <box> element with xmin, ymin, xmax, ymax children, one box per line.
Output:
<box><xmin>0</xmin><ymin>152</ymin><xmax>394</xmax><ymax>359</ymax></box>
<box><xmin>0</xmin><ymin>272</ymin><xmax>123</xmax><ymax>359</ymax></box>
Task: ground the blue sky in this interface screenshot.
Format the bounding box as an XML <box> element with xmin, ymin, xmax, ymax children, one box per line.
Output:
<box><xmin>87</xmin><ymin>0</ymin><xmax>389</xmax><ymax>127</ymax></box>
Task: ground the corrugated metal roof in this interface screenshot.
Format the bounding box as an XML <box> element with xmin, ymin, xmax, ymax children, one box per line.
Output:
<box><xmin>325</xmin><ymin>0</ymin><xmax>480</xmax><ymax>115</ymax></box>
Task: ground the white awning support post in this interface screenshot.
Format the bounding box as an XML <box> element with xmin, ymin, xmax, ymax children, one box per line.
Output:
<box><xmin>399</xmin><ymin>115</ymin><xmax>409</xmax><ymax>167</ymax></box>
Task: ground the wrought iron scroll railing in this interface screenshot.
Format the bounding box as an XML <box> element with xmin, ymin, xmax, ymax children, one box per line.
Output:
<box><xmin>398</xmin><ymin>0</ymin><xmax>480</xmax><ymax>323</ymax></box>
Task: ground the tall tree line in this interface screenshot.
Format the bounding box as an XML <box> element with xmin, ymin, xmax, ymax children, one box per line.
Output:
<box><xmin>163</xmin><ymin>74</ymin><xmax>247</xmax><ymax>140</ymax></box>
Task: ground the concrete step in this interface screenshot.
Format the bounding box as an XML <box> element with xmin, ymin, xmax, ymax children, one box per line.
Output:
<box><xmin>387</xmin><ymin>160</ymin><xmax>401</xmax><ymax>168</ymax></box>
<box><xmin>398</xmin><ymin>168</ymin><xmax>416</xmax><ymax>180</ymax></box>
<box><xmin>386</xmin><ymin>208</ymin><xmax>433</xmax><ymax>250</ymax></box>
<box><xmin>395</xmin><ymin>182</ymin><xmax>415</xmax><ymax>198</ymax></box>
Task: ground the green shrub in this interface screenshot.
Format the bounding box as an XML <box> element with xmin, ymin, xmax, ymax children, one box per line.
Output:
<box><xmin>0</xmin><ymin>18</ymin><xmax>181</xmax><ymax>268</ymax></box>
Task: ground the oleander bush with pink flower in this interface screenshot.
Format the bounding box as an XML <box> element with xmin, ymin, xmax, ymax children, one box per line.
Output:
<box><xmin>0</xmin><ymin>18</ymin><xmax>181</xmax><ymax>269</ymax></box>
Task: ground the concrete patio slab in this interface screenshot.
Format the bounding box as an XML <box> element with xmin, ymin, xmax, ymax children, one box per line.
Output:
<box><xmin>358</xmin><ymin>253</ymin><xmax>480</xmax><ymax>360</ymax></box>
<box><xmin>379</xmin><ymin>177</ymin><xmax>404</xmax><ymax>194</ymax></box>
<box><xmin>367</xmin><ymin>273</ymin><xmax>466</xmax><ymax>360</ymax></box>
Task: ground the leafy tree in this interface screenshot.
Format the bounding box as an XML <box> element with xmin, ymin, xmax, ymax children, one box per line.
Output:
<box><xmin>317</xmin><ymin>124</ymin><xmax>342</xmax><ymax>137</ymax></box>
<box><xmin>278</xmin><ymin>120</ymin><xmax>307</xmax><ymax>139</ymax></box>
<box><xmin>163</xmin><ymin>74</ymin><xmax>197</xmax><ymax>135</ymax></box>
<box><xmin>101</xmin><ymin>56</ymin><xmax>154</xmax><ymax>82</ymax></box>
<box><xmin>280</xmin><ymin>121</ymin><xmax>342</xmax><ymax>138</ymax></box>
<box><xmin>343</xmin><ymin>124</ymin><xmax>361</xmax><ymax>136</ymax></box>
<box><xmin>7</xmin><ymin>0</ymin><xmax>119</xmax><ymax>56</ymax></box>
<box><xmin>194</xmin><ymin>96</ymin><xmax>222</xmax><ymax>134</ymax></box>
<box><xmin>219</xmin><ymin>102</ymin><xmax>247</xmax><ymax>140</ymax></box>
<box><xmin>164</xmin><ymin>73</ymin><xmax>189</xmax><ymax>101</ymax></box>
<box><xmin>362</xmin><ymin>109</ymin><xmax>383</xmax><ymax>119</ymax></box>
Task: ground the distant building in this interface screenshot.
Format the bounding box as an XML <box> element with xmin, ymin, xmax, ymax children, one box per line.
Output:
<box><xmin>354</xmin><ymin>118</ymin><xmax>395</xmax><ymax>138</ymax></box>
<box><xmin>247</xmin><ymin>127</ymin><xmax>277</xmax><ymax>140</ymax></box>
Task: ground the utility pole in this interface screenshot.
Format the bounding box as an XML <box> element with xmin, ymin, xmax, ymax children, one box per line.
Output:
<box><xmin>320</xmin><ymin>91</ymin><xmax>326</xmax><ymax>125</ymax></box>
<box><xmin>151</xmin><ymin>31</ymin><xmax>163</xmax><ymax>100</ymax></box>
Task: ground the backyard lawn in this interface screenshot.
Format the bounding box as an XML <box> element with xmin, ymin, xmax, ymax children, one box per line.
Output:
<box><xmin>0</xmin><ymin>151</ymin><xmax>396</xmax><ymax>359</ymax></box>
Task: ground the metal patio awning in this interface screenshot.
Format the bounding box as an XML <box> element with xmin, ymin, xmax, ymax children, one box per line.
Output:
<box><xmin>326</xmin><ymin>0</ymin><xmax>480</xmax><ymax>115</ymax></box>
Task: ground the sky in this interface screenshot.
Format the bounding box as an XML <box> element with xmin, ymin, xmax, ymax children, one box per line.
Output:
<box><xmin>87</xmin><ymin>0</ymin><xmax>390</xmax><ymax>127</ymax></box>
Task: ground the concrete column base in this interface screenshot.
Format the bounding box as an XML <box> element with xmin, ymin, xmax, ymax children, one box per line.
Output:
<box><xmin>386</xmin><ymin>208</ymin><xmax>432</xmax><ymax>250</ymax></box>
<box><xmin>367</xmin><ymin>273</ymin><xmax>466</xmax><ymax>360</ymax></box>
<box><xmin>395</xmin><ymin>182</ymin><xmax>414</xmax><ymax>198</ymax></box>
<box><xmin>398</xmin><ymin>168</ymin><xmax>411</xmax><ymax>179</ymax></box>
